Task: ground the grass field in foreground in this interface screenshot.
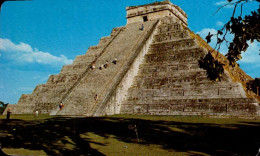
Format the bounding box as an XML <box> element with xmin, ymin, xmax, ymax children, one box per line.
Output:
<box><xmin>0</xmin><ymin>114</ymin><xmax>260</xmax><ymax>155</ymax></box>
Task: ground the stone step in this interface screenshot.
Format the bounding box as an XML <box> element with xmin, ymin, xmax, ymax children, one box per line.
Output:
<box><xmin>147</xmin><ymin>46</ymin><xmax>205</xmax><ymax>55</ymax></box>
<box><xmin>60</xmin><ymin>64</ymin><xmax>88</xmax><ymax>74</ymax></box>
<box><xmin>73</xmin><ymin>55</ymin><xmax>96</xmax><ymax>65</ymax></box>
<box><xmin>127</xmin><ymin>84</ymin><xmax>242</xmax><ymax>95</ymax></box>
<box><xmin>46</xmin><ymin>74</ymin><xmax>81</xmax><ymax>85</ymax></box>
<box><xmin>97</xmin><ymin>36</ymin><xmax>112</xmax><ymax>46</ymax></box>
<box><xmin>157</xmin><ymin>22</ymin><xmax>183</xmax><ymax>33</ymax></box>
<box><xmin>154</xmin><ymin>28</ymin><xmax>188</xmax><ymax>39</ymax></box>
<box><xmin>120</xmin><ymin>98</ymin><xmax>258</xmax><ymax>116</ymax></box>
<box><xmin>144</xmin><ymin>57</ymin><xmax>202</xmax><ymax>65</ymax></box>
<box><xmin>132</xmin><ymin>78</ymin><xmax>239</xmax><ymax>87</ymax></box>
<box><xmin>123</xmin><ymin>98</ymin><xmax>258</xmax><ymax>105</ymax></box>
<box><xmin>85</xmin><ymin>44</ymin><xmax>107</xmax><ymax>56</ymax></box>
<box><xmin>141</xmin><ymin>64</ymin><xmax>201</xmax><ymax>71</ymax></box>
<box><xmin>153</xmin><ymin>32</ymin><xmax>189</xmax><ymax>43</ymax></box>
<box><xmin>151</xmin><ymin>37</ymin><xmax>195</xmax><ymax>46</ymax></box>
<box><xmin>140</xmin><ymin>59</ymin><xmax>200</xmax><ymax>67</ymax></box>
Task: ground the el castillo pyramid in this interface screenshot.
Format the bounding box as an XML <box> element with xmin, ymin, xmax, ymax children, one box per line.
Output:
<box><xmin>5</xmin><ymin>1</ymin><xmax>259</xmax><ymax>117</ymax></box>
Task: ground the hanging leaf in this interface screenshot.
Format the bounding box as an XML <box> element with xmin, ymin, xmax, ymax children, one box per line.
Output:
<box><xmin>205</xmin><ymin>32</ymin><xmax>213</xmax><ymax>43</ymax></box>
<box><xmin>226</xmin><ymin>22</ymin><xmax>231</xmax><ymax>30</ymax></box>
<box><xmin>217</xmin><ymin>38</ymin><xmax>222</xmax><ymax>44</ymax></box>
<box><xmin>218</xmin><ymin>30</ymin><xmax>223</xmax><ymax>35</ymax></box>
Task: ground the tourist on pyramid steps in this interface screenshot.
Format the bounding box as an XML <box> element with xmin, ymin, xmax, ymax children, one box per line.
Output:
<box><xmin>140</xmin><ymin>24</ymin><xmax>144</xmax><ymax>31</ymax></box>
<box><xmin>112</xmin><ymin>58</ymin><xmax>117</xmax><ymax>65</ymax></box>
<box><xmin>90</xmin><ymin>63</ymin><xmax>96</xmax><ymax>70</ymax></box>
<box><xmin>94</xmin><ymin>94</ymin><xmax>98</xmax><ymax>101</ymax></box>
<box><xmin>59</xmin><ymin>101</ymin><xmax>64</xmax><ymax>110</ymax></box>
<box><xmin>99</xmin><ymin>65</ymin><xmax>103</xmax><ymax>70</ymax></box>
<box><xmin>6</xmin><ymin>108</ymin><xmax>11</xmax><ymax>120</ymax></box>
<box><xmin>104</xmin><ymin>61</ymin><xmax>109</xmax><ymax>68</ymax></box>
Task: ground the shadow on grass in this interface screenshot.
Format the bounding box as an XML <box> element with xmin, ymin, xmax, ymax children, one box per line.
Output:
<box><xmin>0</xmin><ymin>116</ymin><xmax>259</xmax><ymax>155</ymax></box>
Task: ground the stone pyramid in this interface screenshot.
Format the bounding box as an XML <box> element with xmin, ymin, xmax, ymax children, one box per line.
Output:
<box><xmin>5</xmin><ymin>1</ymin><xmax>259</xmax><ymax>117</ymax></box>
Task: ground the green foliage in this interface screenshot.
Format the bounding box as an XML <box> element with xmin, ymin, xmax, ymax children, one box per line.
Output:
<box><xmin>206</xmin><ymin>0</ymin><xmax>260</xmax><ymax>66</ymax></box>
<box><xmin>247</xmin><ymin>78</ymin><xmax>260</xmax><ymax>95</ymax></box>
<box><xmin>0</xmin><ymin>101</ymin><xmax>8</xmax><ymax>114</ymax></box>
<box><xmin>199</xmin><ymin>53</ymin><xmax>224</xmax><ymax>81</ymax></box>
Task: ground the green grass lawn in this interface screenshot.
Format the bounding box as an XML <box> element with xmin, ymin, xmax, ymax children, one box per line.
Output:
<box><xmin>0</xmin><ymin>114</ymin><xmax>260</xmax><ymax>155</ymax></box>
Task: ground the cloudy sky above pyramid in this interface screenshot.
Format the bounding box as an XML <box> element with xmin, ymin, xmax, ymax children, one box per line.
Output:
<box><xmin>0</xmin><ymin>0</ymin><xmax>259</xmax><ymax>104</ymax></box>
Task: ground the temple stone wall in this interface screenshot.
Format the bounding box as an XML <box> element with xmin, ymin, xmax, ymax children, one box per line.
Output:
<box><xmin>126</xmin><ymin>1</ymin><xmax>187</xmax><ymax>25</ymax></box>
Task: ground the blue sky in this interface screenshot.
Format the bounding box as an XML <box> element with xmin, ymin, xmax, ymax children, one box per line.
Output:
<box><xmin>0</xmin><ymin>0</ymin><xmax>259</xmax><ymax>104</ymax></box>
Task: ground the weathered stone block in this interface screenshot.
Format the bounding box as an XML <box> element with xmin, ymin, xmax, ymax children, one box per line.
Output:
<box><xmin>210</xmin><ymin>104</ymin><xmax>227</xmax><ymax>113</ymax></box>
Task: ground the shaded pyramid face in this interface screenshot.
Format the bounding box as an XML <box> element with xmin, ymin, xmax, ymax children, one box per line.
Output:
<box><xmin>120</xmin><ymin>17</ymin><xmax>259</xmax><ymax>116</ymax></box>
<box><xmin>5</xmin><ymin>2</ymin><xmax>259</xmax><ymax>117</ymax></box>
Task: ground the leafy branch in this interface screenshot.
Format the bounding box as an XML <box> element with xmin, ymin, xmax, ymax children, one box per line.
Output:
<box><xmin>206</xmin><ymin>0</ymin><xmax>260</xmax><ymax>67</ymax></box>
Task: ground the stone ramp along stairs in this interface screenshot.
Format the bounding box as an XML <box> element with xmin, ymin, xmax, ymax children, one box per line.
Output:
<box><xmin>4</xmin><ymin>1</ymin><xmax>259</xmax><ymax>117</ymax></box>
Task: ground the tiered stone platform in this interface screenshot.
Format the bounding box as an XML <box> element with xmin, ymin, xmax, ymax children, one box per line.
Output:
<box><xmin>4</xmin><ymin>1</ymin><xmax>259</xmax><ymax>117</ymax></box>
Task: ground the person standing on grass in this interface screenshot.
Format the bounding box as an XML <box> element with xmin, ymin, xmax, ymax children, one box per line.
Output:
<box><xmin>35</xmin><ymin>110</ymin><xmax>39</xmax><ymax>117</ymax></box>
<box><xmin>6</xmin><ymin>108</ymin><xmax>11</xmax><ymax>120</ymax></box>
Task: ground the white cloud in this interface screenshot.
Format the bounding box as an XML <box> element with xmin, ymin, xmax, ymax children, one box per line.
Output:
<box><xmin>215</xmin><ymin>1</ymin><xmax>228</xmax><ymax>6</ymax></box>
<box><xmin>0</xmin><ymin>38</ymin><xmax>73</xmax><ymax>66</ymax></box>
<box><xmin>214</xmin><ymin>0</ymin><xmax>235</xmax><ymax>8</ymax></box>
<box><xmin>239</xmin><ymin>42</ymin><xmax>260</xmax><ymax>63</ymax></box>
<box><xmin>216</xmin><ymin>21</ymin><xmax>224</xmax><ymax>27</ymax></box>
<box><xmin>196</xmin><ymin>28</ymin><xmax>221</xmax><ymax>51</ymax></box>
<box><xmin>0</xmin><ymin>38</ymin><xmax>33</xmax><ymax>52</ymax></box>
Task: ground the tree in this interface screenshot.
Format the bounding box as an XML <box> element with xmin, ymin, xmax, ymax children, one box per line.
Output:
<box><xmin>0</xmin><ymin>100</ymin><xmax>8</xmax><ymax>114</ymax></box>
<box><xmin>247</xmin><ymin>78</ymin><xmax>260</xmax><ymax>95</ymax></box>
<box><xmin>206</xmin><ymin>0</ymin><xmax>260</xmax><ymax>67</ymax></box>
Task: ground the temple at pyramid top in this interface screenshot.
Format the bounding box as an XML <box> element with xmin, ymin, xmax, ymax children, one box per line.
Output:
<box><xmin>126</xmin><ymin>1</ymin><xmax>187</xmax><ymax>25</ymax></box>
